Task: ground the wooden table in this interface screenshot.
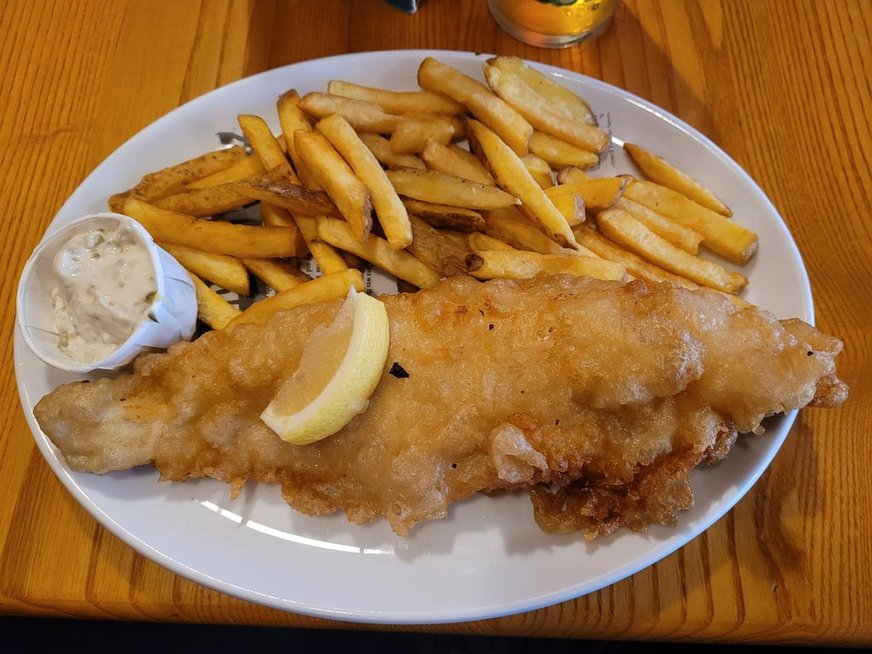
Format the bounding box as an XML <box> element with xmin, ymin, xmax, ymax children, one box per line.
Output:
<box><xmin>2</xmin><ymin>0</ymin><xmax>869</xmax><ymax>645</ymax></box>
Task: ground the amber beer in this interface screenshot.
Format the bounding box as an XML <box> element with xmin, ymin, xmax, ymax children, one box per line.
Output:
<box><xmin>488</xmin><ymin>0</ymin><xmax>619</xmax><ymax>48</ymax></box>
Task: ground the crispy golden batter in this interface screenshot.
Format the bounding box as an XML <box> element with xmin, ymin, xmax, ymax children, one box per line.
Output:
<box><xmin>34</xmin><ymin>276</ymin><xmax>846</xmax><ymax>537</ymax></box>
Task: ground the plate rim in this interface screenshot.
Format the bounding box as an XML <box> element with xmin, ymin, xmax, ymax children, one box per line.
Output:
<box><xmin>15</xmin><ymin>49</ymin><xmax>811</xmax><ymax>624</ymax></box>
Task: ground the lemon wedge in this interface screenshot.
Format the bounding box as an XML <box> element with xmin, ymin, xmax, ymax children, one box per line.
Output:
<box><xmin>260</xmin><ymin>288</ymin><xmax>390</xmax><ymax>445</ymax></box>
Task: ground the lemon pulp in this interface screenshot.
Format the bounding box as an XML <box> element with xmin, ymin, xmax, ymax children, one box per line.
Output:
<box><xmin>260</xmin><ymin>288</ymin><xmax>390</xmax><ymax>445</ymax></box>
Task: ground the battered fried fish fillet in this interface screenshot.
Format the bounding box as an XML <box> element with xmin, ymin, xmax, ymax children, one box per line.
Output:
<box><xmin>34</xmin><ymin>276</ymin><xmax>847</xmax><ymax>538</ymax></box>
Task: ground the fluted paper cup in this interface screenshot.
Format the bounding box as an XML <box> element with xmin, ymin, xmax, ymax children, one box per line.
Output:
<box><xmin>17</xmin><ymin>213</ymin><xmax>198</xmax><ymax>373</ymax></box>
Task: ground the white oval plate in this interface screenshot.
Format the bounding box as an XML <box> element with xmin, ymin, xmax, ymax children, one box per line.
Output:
<box><xmin>15</xmin><ymin>50</ymin><xmax>812</xmax><ymax>624</ymax></box>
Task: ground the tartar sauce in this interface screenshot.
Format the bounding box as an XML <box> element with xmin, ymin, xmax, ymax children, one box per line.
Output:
<box><xmin>51</xmin><ymin>223</ymin><xmax>157</xmax><ymax>362</ymax></box>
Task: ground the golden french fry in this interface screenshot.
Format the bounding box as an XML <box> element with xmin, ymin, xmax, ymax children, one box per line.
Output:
<box><xmin>234</xmin><ymin>171</ymin><xmax>340</xmax><ymax>218</ymax></box>
<box><xmin>295</xmin><ymin>130</ymin><xmax>372</xmax><ymax>242</ymax></box>
<box><xmin>466</xmin><ymin>249</ymin><xmax>626</xmax><ymax>282</ymax></box>
<box><xmin>529</xmin><ymin>131</ymin><xmax>599</xmax><ymax>169</ymax></box>
<box><xmin>228</xmin><ymin>269</ymin><xmax>365</xmax><ymax>328</ymax></box>
<box><xmin>316</xmin><ymin>114</ymin><xmax>412</xmax><ymax>249</ymax></box>
<box><xmin>623</xmin><ymin>180</ymin><xmax>757</xmax><ymax>264</ymax></box>
<box><xmin>389</xmin><ymin>117</ymin><xmax>454</xmax><ymax>154</ymax></box>
<box><xmin>188</xmin><ymin>273</ymin><xmax>241</xmax><ymax>330</ymax></box>
<box><xmin>123</xmin><ymin>198</ymin><xmax>300</xmax><ymax>258</ymax></box>
<box><xmin>406</xmin><ymin>215</ymin><xmax>470</xmax><ymax>277</ymax></box>
<box><xmin>154</xmin><ymin>183</ymin><xmax>253</xmax><ymax>217</ymax></box>
<box><xmin>276</xmin><ymin>90</ymin><xmax>322</xmax><ymax>190</ymax></box>
<box><xmin>386</xmin><ymin>168</ymin><xmax>518</xmax><ymax>210</ymax></box>
<box><xmin>294</xmin><ymin>215</ymin><xmax>348</xmax><ymax>275</ymax></box>
<box><xmin>485</xmin><ymin>207</ymin><xmax>594</xmax><ymax>256</ymax></box>
<box><xmin>544</xmin><ymin>189</ymin><xmax>584</xmax><ymax>226</ymax></box>
<box><xmin>522</xmin><ymin>154</ymin><xmax>554</xmax><ymax>189</ymax></box>
<box><xmin>616</xmin><ymin>197</ymin><xmax>703</xmax><ymax>254</ymax></box>
<box><xmin>402</xmin><ymin>198</ymin><xmax>485</xmax><ymax>233</ymax></box>
<box><xmin>108</xmin><ymin>146</ymin><xmax>247</xmax><ymax>211</ymax></box>
<box><xmin>571</xmin><ymin>224</ymin><xmax>698</xmax><ymax>289</ymax></box>
<box><xmin>238</xmin><ymin>114</ymin><xmax>295</xmax><ymax>181</ymax></box>
<box><xmin>421</xmin><ymin>139</ymin><xmax>494</xmax><ymax>185</ymax></box>
<box><xmin>241</xmin><ymin>258</ymin><xmax>310</xmax><ymax>292</ymax></box>
<box><xmin>358</xmin><ymin>133</ymin><xmax>427</xmax><ymax>170</ymax></box>
<box><xmin>487</xmin><ymin>56</ymin><xmax>596</xmax><ymax>126</ymax></box>
<box><xmin>556</xmin><ymin>166</ymin><xmax>588</xmax><ymax>185</ymax></box>
<box><xmin>258</xmin><ymin>203</ymin><xmax>308</xmax><ymax>257</ymax></box>
<box><xmin>624</xmin><ymin>143</ymin><xmax>731</xmax><ymax>216</ymax></box>
<box><xmin>317</xmin><ymin>217</ymin><xmax>441</xmax><ymax>289</ymax></box>
<box><xmin>447</xmin><ymin>143</ymin><xmax>492</xmax><ymax>168</ymax></box>
<box><xmin>483</xmin><ymin>62</ymin><xmax>609</xmax><ymax>153</ymax></box>
<box><xmin>465</xmin><ymin>232</ymin><xmax>517</xmax><ymax>252</ymax></box>
<box><xmin>327</xmin><ymin>80</ymin><xmax>466</xmax><ymax>115</ymax></box>
<box><xmin>417</xmin><ymin>57</ymin><xmax>532</xmax><ymax>156</ymax></box>
<box><xmin>595</xmin><ymin>208</ymin><xmax>748</xmax><ymax>293</ymax></box>
<box><xmin>467</xmin><ymin>119</ymin><xmax>577</xmax><ymax>249</ymax></box>
<box><xmin>186</xmin><ymin>155</ymin><xmax>265</xmax><ymax>189</ymax></box>
<box><xmin>160</xmin><ymin>243</ymin><xmax>251</xmax><ymax>296</ymax></box>
<box><xmin>299</xmin><ymin>93</ymin><xmax>401</xmax><ymax>133</ymax></box>
<box><xmin>276</xmin><ymin>90</ymin><xmax>310</xmax><ymax>161</ymax></box>
<box><xmin>547</xmin><ymin>177</ymin><xmax>626</xmax><ymax>213</ymax></box>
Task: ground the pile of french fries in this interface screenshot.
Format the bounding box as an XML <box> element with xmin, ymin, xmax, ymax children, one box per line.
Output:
<box><xmin>107</xmin><ymin>55</ymin><xmax>759</xmax><ymax>331</ymax></box>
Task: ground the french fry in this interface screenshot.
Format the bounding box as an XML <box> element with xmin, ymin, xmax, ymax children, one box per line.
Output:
<box><xmin>466</xmin><ymin>249</ymin><xmax>626</xmax><ymax>282</ymax></box>
<box><xmin>487</xmin><ymin>56</ymin><xmax>597</xmax><ymax>126</ymax></box>
<box><xmin>316</xmin><ymin>114</ymin><xmax>412</xmax><ymax>249</ymax></box>
<box><xmin>186</xmin><ymin>155</ymin><xmax>265</xmax><ymax>189</ymax></box>
<box><xmin>258</xmin><ymin>203</ymin><xmax>308</xmax><ymax>257</ymax></box>
<box><xmin>544</xmin><ymin>189</ymin><xmax>584</xmax><ymax>226</ymax></box>
<box><xmin>529</xmin><ymin>131</ymin><xmax>599</xmax><ymax>169</ymax></box>
<box><xmin>466</xmin><ymin>232</ymin><xmax>517</xmax><ymax>252</ymax></box>
<box><xmin>406</xmin><ymin>215</ymin><xmax>470</xmax><ymax>277</ymax></box>
<box><xmin>358</xmin><ymin>133</ymin><xmax>426</xmax><ymax>170</ymax></box>
<box><xmin>235</xmin><ymin>171</ymin><xmax>340</xmax><ymax>218</ymax></box>
<box><xmin>238</xmin><ymin>114</ymin><xmax>295</xmax><ymax>180</ymax></box>
<box><xmin>417</xmin><ymin>57</ymin><xmax>533</xmax><ymax>156</ymax></box>
<box><xmin>327</xmin><ymin>80</ymin><xmax>466</xmax><ymax>115</ymax></box>
<box><xmin>595</xmin><ymin>208</ymin><xmax>748</xmax><ymax>293</ymax></box>
<box><xmin>571</xmin><ymin>224</ymin><xmax>698</xmax><ymax>289</ymax></box>
<box><xmin>108</xmin><ymin>146</ymin><xmax>247</xmax><ymax>211</ymax></box>
<box><xmin>227</xmin><ymin>269</ymin><xmax>365</xmax><ymax>328</ymax></box>
<box><xmin>241</xmin><ymin>258</ymin><xmax>310</xmax><ymax>292</ymax></box>
<box><xmin>402</xmin><ymin>198</ymin><xmax>485</xmax><ymax>232</ymax></box>
<box><xmin>389</xmin><ymin>117</ymin><xmax>454</xmax><ymax>154</ymax></box>
<box><xmin>624</xmin><ymin>142</ymin><xmax>731</xmax><ymax>216</ymax></box>
<box><xmin>522</xmin><ymin>154</ymin><xmax>554</xmax><ymax>189</ymax></box>
<box><xmin>547</xmin><ymin>177</ymin><xmax>626</xmax><ymax>212</ymax></box>
<box><xmin>160</xmin><ymin>243</ymin><xmax>251</xmax><ymax>296</ymax></box>
<box><xmin>485</xmin><ymin>207</ymin><xmax>594</xmax><ymax>256</ymax></box>
<box><xmin>295</xmin><ymin>130</ymin><xmax>372</xmax><ymax>242</ymax></box>
<box><xmin>189</xmin><ymin>273</ymin><xmax>241</xmax><ymax>330</ymax></box>
<box><xmin>317</xmin><ymin>217</ymin><xmax>441</xmax><ymax>289</ymax></box>
<box><xmin>421</xmin><ymin>139</ymin><xmax>494</xmax><ymax>185</ymax></box>
<box><xmin>386</xmin><ymin>168</ymin><xmax>518</xmax><ymax>210</ymax></box>
<box><xmin>276</xmin><ymin>89</ymin><xmax>322</xmax><ymax>190</ymax></box>
<box><xmin>483</xmin><ymin>62</ymin><xmax>609</xmax><ymax>153</ymax></box>
<box><xmin>294</xmin><ymin>215</ymin><xmax>348</xmax><ymax>275</ymax></box>
<box><xmin>276</xmin><ymin>90</ymin><xmax>311</xmax><ymax>162</ymax></box>
<box><xmin>467</xmin><ymin>119</ymin><xmax>577</xmax><ymax>249</ymax></box>
<box><xmin>154</xmin><ymin>183</ymin><xmax>253</xmax><ymax>217</ymax></box>
<box><xmin>623</xmin><ymin>180</ymin><xmax>758</xmax><ymax>264</ymax></box>
<box><xmin>299</xmin><ymin>92</ymin><xmax>401</xmax><ymax>133</ymax></box>
<box><xmin>616</xmin><ymin>197</ymin><xmax>703</xmax><ymax>254</ymax></box>
<box><xmin>122</xmin><ymin>198</ymin><xmax>300</xmax><ymax>258</ymax></box>
<box><xmin>556</xmin><ymin>166</ymin><xmax>588</xmax><ymax>185</ymax></box>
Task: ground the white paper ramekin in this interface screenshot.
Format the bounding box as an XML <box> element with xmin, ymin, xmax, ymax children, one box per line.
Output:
<box><xmin>17</xmin><ymin>213</ymin><xmax>198</xmax><ymax>372</ymax></box>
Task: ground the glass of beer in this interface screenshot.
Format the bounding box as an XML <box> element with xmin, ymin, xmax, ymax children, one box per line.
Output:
<box><xmin>488</xmin><ymin>0</ymin><xmax>619</xmax><ymax>48</ymax></box>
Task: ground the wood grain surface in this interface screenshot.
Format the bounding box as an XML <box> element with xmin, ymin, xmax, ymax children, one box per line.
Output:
<box><xmin>1</xmin><ymin>0</ymin><xmax>870</xmax><ymax>644</ymax></box>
